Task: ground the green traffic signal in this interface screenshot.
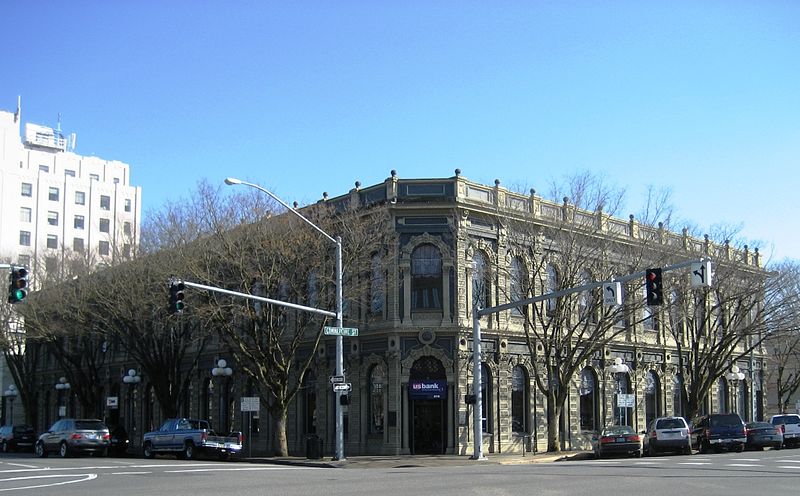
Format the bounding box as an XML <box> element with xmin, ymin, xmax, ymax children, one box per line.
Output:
<box><xmin>7</xmin><ymin>267</ymin><xmax>28</xmax><ymax>304</ymax></box>
<box><xmin>168</xmin><ymin>280</ymin><xmax>186</xmax><ymax>314</ymax></box>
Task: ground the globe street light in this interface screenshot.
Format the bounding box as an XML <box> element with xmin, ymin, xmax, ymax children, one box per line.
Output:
<box><xmin>55</xmin><ymin>377</ymin><xmax>71</xmax><ymax>417</ymax></box>
<box><xmin>212</xmin><ymin>359</ymin><xmax>233</xmax><ymax>377</ymax></box>
<box><xmin>4</xmin><ymin>385</ymin><xmax>18</xmax><ymax>424</ymax></box>
<box><xmin>608</xmin><ymin>358</ymin><xmax>630</xmax><ymax>426</ymax></box>
<box><xmin>726</xmin><ymin>365</ymin><xmax>745</xmax><ymax>414</ymax></box>
<box><xmin>225</xmin><ymin>177</ymin><xmax>346</xmax><ymax>461</ymax></box>
<box><xmin>123</xmin><ymin>369</ymin><xmax>141</xmax><ymax>437</ymax></box>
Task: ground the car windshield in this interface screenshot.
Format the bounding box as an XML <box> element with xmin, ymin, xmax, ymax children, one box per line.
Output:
<box><xmin>656</xmin><ymin>418</ymin><xmax>686</xmax><ymax>429</ymax></box>
<box><xmin>747</xmin><ymin>422</ymin><xmax>773</xmax><ymax>430</ymax></box>
<box><xmin>603</xmin><ymin>426</ymin><xmax>634</xmax><ymax>436</ymax></box>
<box><xmin>774</xmin><ymin>415</ymin><xmax>800</xmax><ymax>425</ymax></box>
<box><xmin>710</xmin><ymin>414</ymin><xmax>742</xmax><ymax>427</ymax></box>
<box><xmin>75</xmin><ymin>421</ymin><xmax>106</xmax><ymax>431</ymax></box>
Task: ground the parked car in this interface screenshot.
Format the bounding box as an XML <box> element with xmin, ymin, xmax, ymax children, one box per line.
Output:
<box><xmin>643</xmin><ymin>416</ymin><xmax>692</xmax><ymax>456</ymax></box>
<box><xmin>745</xmin><ymin>421</ymin><xmax>783</xmax><ymax>450</ymax></box>
<box><xmin>142</xmin><ymin>418</ymin><xmax>242</xmax><ymax>461</ymax></box>
<box><xmin>109</xmin><ymin>425</ymin><xmax>130</xmax><ymax>456</ymax></box>
<box><xmin>593</xmin><ymin>425</ymin><xmax>643</xmax><ymax>459</ymax></box>
<box><xmin>691</xmin><ymin>413</ymin><xmax>746</xmax><ymax>453</ymax></box>
<box><xmin>770</xmin><ymin>414</ymin><xmax>800</xmax><ymax>448</ymax></box>
<box><xmin>35</xmin><ymin>419</ymin><xmax>111</xmax><ymax>458</ymax></box>
<box><xmin>0</xmin><ymin>425</ymin><xmax>37</xmax><ymax>453</ymax></box>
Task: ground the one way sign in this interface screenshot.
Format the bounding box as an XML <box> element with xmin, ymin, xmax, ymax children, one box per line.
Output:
<box><xmin>603</xmin><ymin>281</ymin><xmax>622</xmax><ymax>306</ymax></box>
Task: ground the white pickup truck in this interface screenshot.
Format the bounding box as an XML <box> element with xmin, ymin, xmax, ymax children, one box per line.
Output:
<box><xmin>770</xmin><ymin>414</ymin><xmax>800</xmax><ymax>448</ymax></box>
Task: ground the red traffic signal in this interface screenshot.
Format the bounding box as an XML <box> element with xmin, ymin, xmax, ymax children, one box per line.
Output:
<box><xmin>645</xmin><ymin>268</ymin><xmax>663</xmax><ymax>306</ymax></box>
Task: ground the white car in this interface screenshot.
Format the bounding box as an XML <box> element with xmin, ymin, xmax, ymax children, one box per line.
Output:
<box><xmin>770</xmin><ymin>414</ymin><xmax>800</xmax><ymax>448</ymax></box>
<box><xmin>643</xmin><ymin>416</ymin><xmax>692</xmax><ymax>455</ymax></box>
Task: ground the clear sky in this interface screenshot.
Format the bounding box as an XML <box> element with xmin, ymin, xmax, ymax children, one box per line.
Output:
<box><xmin>4</xmin><ymin>1</ymin><xmax>798</xmax><ymax>262</ymax></box>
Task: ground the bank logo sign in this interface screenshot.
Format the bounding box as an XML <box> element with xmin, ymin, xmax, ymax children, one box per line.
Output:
<box><xmin>409</xmin><ymin>380</ymin><xmax>447</xmax><ymax>399</ymax></box>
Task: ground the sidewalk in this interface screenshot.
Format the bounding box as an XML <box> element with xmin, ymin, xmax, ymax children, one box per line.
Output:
<box><xmin>242</xmin><ymin>450</ymin><xmax>592</xmax><ymax>469</ymax></box>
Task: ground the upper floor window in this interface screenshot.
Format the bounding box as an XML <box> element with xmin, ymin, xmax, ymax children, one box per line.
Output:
<box><xmin>48</xmin><ymin>187</ymin><xmax>59</xmax><ymax>201</ymax></box>
<box><xmin>75</xmin><ymin>191</ymin><xmax>86</xmax><ymax>205</ymax></box>
<box><xmin>21</xmin><ymin>183</ymin><xmax>32</xmax><ymax>197</ymax></box>
<box><xmin>99</xmin><ymin>218</ymin><xmax>110</xmax><ymax>233</ymax></box>
<box><xmin>19</xmin><ymin>231</ymin><xmax>31</xmax><ymax>246</ymax></box>
<box><xmin>100</xmin><ymin>195</ymin><xmax>111</xmax><ymax>210</ymax></box>
<box><xmin>98</xmin><ymin>240</ymin><xmax>110</xmax><ymax>256</ymax></box>
<box><xmin>411</xmin><ymin>244</ymin><xmax>442</xmax><ymax>310</ymax></box>
<box><xmin>123</xmin><ymin>222</ymin><xmax>132</xmax><ymax>236</ymax></box>
<box><xmin>370</xmin><ymin>253</ymin><xmax>384</xmax><ymax>314</ymax></box>
<box><xmin>17</xmin><ymin>255</ymin><xmax>30</xmax><ymax>267</ymax></box>
<box><xmin>510</xmin><ymin>257</ymin><xmax>526</xmax><ymax>316</ymax></box>
<box><xmin>39</xmin><ymin>164</ymin><xmax>50</xmax><ymax>173</ymax></box>
<box><xmin>65</xmin><ymin>169</ymin><xmax>76</xmax><ymax>177</ymax></box>
<box><xmin>47</xmin><ymin>211</ymin><xmax>59</xmax><ymax>226</ymax></box>
<box><xmin>46</xmin><ymin>234</ymin><xmax>58</xmax><ymax>249</ymax></box>
<box><xmin>73</xmin><ymin>237</ymin><xmax>84</xmax><ymax>253</ymax></box>
<box><xmin>578</xmin><ymin>270</ymin><xmax>596</xmax><ymax>322</ymax></box>
<box><xmin>20</xmin><ymin>207</ymin><xmax>32</xmax><ymax>223</ymax></box>
<box><xmin>90</xmin><ymin>173</ymin><xmax>100</xmax><ymax>181</ymax></box>
<box><xmin>472</xmin><ymin>251</ymin><xmax>490</xmax><ymax>310</ymax></box>
<box><xmin>74</xmin><ymin>215</ymin><xmax>85</xmax><ymax>230</ymax></box>
<box><xmin>124</xmin><ymin>199</ymin><xmax>132</xmax><ymax>212</ymax></box>
<box><xmin>546</xmin><ymin>264</ymin><xmax>558</xmax><ymax>314</ymax></box>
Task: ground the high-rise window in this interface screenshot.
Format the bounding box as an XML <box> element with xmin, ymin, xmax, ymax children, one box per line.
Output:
<box><xmin>47</xmin><ymin>211</ymin><xmax>59</xmax><ymax>226</ymax></box>
<box><xmin>123</xmin><ymin>222</ymin><xmax>132</xmax><ymax>236</ymax></box>
<box><xmin>39</xmin><ymin>164</ymin><xmax>50</xmax><ymax>172</ymax></box>
<box><xmin>99</xmin><ymin>240</ymin><xmax>110</xmax><ymax>256</ymax></box>
<box><xmin>73</xmin><ymin>238</ymin><xmax>84</xmax><ymax>252</ymax></box>
<box><xmin>100</xmin><ymin>195</ymin><xmax>111</xmax><ymax>210</ymax></box>
<box><xmin>20</xmin><ymin>207</ymin><xmax>32</xmax><ymax>223</ymax></box>
<box><xmin>18</xmin><ymin>255</ymin><xmax>30</xmax><ymax>267</ymax></box>
<box><xmin>99</xmin><ymin>218</ymin><xmax>110</xmax><ymax>233</ymax></box>
<box><xmin>48</xmin><ymin>187</ymin><xmax>59</xmax><ymax>201</ymax></box>
<box><xmin>65</xmin><ymin>169</ymin><xmax>76</xmax><ymax>177</ymax></box>
<box><xmin>124</xmin><ymin>199</ymin><xmax>132</xmax><ymax>212</ymax></box>
<box><xmin>46</xmin><ymin>234</ymin><xmax>58</xmax><ymax>249</ymax></box>
<box><xmin>74</xmin><ymin>215</ymin><xmax>85</xmax><ymax>229</ymax></box>
<box><xmin>75</xmin><ymin>191</ymin><xmax>85</xmax><ymax>205</ymax></box>
<box><xmin>21</xmin><ymin>183</ymin><xmax>32</xmax><ymax>197</ymax></box>
<box><xmin>19</xmin><ymin>231</ymin><xmax>31</xmax><ymax>246</ymax></box>
<box><xmin>90</xmin><ymin>173</ymin><xmax>100</xmax><ymax>181</ymax></box>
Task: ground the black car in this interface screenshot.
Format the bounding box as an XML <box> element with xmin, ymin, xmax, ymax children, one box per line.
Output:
<box><xmin>745</xmin><ymin>421</ymin><xmax>783</xmax><ymax>451</ymax></box>
<box><xmin>0</xmin><ymin>425</ymin><xmax>37</xmax><ymax>452</ymax></box>
<box><xmin>691</xmin><ymin>413</ymin><xmax>746</xmax><ymax>453</ymax></box>
<box><xmin>593</xmin><ymin>425</ymin><xmax>643</xmax><ymax>459</ymax></box>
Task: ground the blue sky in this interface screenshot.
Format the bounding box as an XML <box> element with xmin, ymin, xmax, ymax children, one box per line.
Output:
<box><xmin>4</xmin><ymin>1</ymin><xmax>799</xmax><ymax>262</ymax></box>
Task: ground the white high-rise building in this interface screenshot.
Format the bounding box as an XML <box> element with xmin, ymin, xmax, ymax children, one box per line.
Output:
<box><xmin>0</xmin><ymin>99</ymin><xmax>142</xmax><ymax>285</ymax></box>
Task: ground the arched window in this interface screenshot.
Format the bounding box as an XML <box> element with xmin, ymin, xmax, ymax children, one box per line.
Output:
<box><xmin>369</xmin><ymin>363</ymin><xmax>386</xmax><ymax>433</ymax></box>
<box><xmin>579</xmin><ymin>368</ymin><xmax>598</xmax><ymax>431</ymax></box>
<box><xmin>411</xmin><ymin>244</ymin><xmax>442</xmax><ymax>309</ymax></box>
<box><xmin>578</xmin><ymin>270</ymin><xmax>596</xmax><ymax>322</ymax></box>
<box><xmin>370</xmin><ymin>253</ymin><xmax>384</xmax><ymax>314</ymax></box>
<box><xmin>718</xmin><ymin>377</ymin><xmax>728</xmax><ymax>413</ymax></box>
<box><xmin>303</xmin><ymin>370</ymin><xmax>317</xmax><ymax>434</ymax></box>
<box><xmin>546</xmin><ymin>264</ymin><xmax>558</xmax><ymax>314</ymax></box>
<box><xmin>738</xmin><ymin>380</ymin><xmax>748</xmax><ymax>420</ymax></box>
<box><xmin>511</xmin><ymin>366</ymin><xmax>528</xmax><ymax>433</ymax></box>
<box><xmin>673</xmin><ymin>374</ymin><xmax>687</xmax><ymax>418</ymax></box>
<box><xmin>481</xmin><ymin>363</ymin><xmax>492</xmax><ymax>433</ymax></box>
<box><xmin>472</xmin><ymin>251</ymin><xmax>489</xmax><ymax>310</ymax></box>
<box><xmin>645</xmin><ymin>371</ymin><xmax>660</xmax><ymax>428</ymax></box>
<box><xmin>510</xmin><ymin>257</ymin><xmax>526</xmax><ymax>316</ymax></box>
<box><xmin>613</xmin><ymin>373</ymin><xmax>633</xmax><ymax>426</ymax></box>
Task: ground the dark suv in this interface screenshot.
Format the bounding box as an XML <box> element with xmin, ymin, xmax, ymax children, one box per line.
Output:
<box><xmin>691</xmin><ymin>413</ymin><xmax>746</xmax><ymax>453</ymax></box>
<box><xmin>0</xmin><ymin>425</ymin><xmax>37</xmax><ymax>452</ymax></box>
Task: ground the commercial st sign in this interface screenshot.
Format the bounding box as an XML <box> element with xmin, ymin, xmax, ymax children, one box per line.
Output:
<box><xmin>323</xmin><ymin>326</ymin><xmax>359</xmax><ymax>336</ymax></box>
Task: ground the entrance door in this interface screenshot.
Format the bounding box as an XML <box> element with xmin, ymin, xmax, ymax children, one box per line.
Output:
<box><xmin>411</xmin><ymin>399</ymin><xmax>445</xmax><ymax>454</ymax></box>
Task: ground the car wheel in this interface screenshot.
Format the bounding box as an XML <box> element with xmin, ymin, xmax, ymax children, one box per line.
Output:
<box><xmin>648</xmin><ymin>443</ymin><xmax>657</xmax><ymax>457</ymax></box>
<box><xmin>699</xmin><ymin>440</ymin><xmax>709</xmax><ymax>454</ymax></box>
<box><xmin>59</xmin><ymin>442</ymin><xmax>70</xmax><ymax>458</ymax></box>
<box><xmin>735</xmin><ymin>444</ymin><xmax>744</xmax><ymax>453</ymax></box>
<box><xmin>218</xmin><ymin>451</ymin><xmax>231</xmax><ymax>461</ymax></box>
<box><xmin>142</xmin><ymin>442</ymin><xmax>154</xmax><ymax>459</ymax></box>
<box><xmin>775</xmin><ymin>443</ymin><xmax>782</xmax><ymax>450</ymax></box>
<box><xmin>35</xmin><ymin>441</ymin><xmax>48</xmax><ymax>458</ymax></box>
<box><xmin>183</xmin><ymin>442</ymin><xmax>194</xmax><ymax>460</ymax></box>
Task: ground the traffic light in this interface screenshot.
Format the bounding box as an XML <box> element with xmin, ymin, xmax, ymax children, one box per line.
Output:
<box><xmin>645</xmin><ymin>268</ymin><xmax>663</xmax><ymax>306</ymax></box>
<box><xmin>339</xmin><ymin>394</ymin><xmax>350</xmax><ymax>405</ymax></box>
<box><xmin>7</xmin><ymin>267</ymin><xmax>28</xmax><ymax>304</ymax></box>
<box><xmin>168</xmin><ymin>280</ymin><xmax>186</xmax><ymax>314</ymax></box>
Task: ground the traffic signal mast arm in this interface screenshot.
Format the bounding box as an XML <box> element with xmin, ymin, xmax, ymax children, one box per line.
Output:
<box><xmin>179</xmin><ymin>280</ymin><xmax>337</xmax><ymax>319</ymax></box>
<box><xmin>476</xmin><ymin>258</ymin><xmax>709</xmax><ymax>317</ymax></box>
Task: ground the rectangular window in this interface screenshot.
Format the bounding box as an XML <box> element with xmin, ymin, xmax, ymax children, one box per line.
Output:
<box><xmin>100</xmin><ymin>195</ymin><xmax>111</xmax><ymax>210</ymax></box>
<box><xmin>48</xmin><ymin>211</ymin><xmax>59</xmax><ymax>226</ymax></box>
<box><xmin>20</xmin><ymin>207</ymin><xmax>32</xmax><ymax>223</ymax></box>
<box><xmin>65</xmin><ymin>169</ymin><xmax>76</xmax><ymax>177</ymax></box>
<box><xmin>124</xmin><ymin>199</ymin><xmax>132</xmax><ymax>212</ymax></box>
<box><xmin>99</xmin><ymin>218</ymin><xmax>110</xmax><ymax>233</ymax></box>
<box><xmin>17</xmin><ymin>255</ymin><xmax>30</xmax><ymax>267</ymax></box>
<box><xmin>46</xmin><ymin>234</ymin><xmax>58</xmax><ymax>249</ymax></box>
<box><xmin>21</xmin><ymin>183</ymin><xmax>32</xmax><ymax>197</ymax></box>
<box><xmin>75</xmin><ymin>191</ymin><xmax>85</xmax><ymax>205</ymax></box>
<box><xmin>39</xmin><ymin>164</ymin><xmax>50</xmax><ymax>173</ymax></box>
<box><xmin>48</xmin><ymin>187</ymin><xmax>59</xmax><ymax>201</ymax></box>
<box><xmin>90</xmin><ymin>173</ymin><xmax>100</xmax><ymax>181</ymax></box>
<box><xmin>123</xmin><ymin>222</ymin><xmax>132</xmax><ymax>236</ymax></box>
<box><xmin>73</xmin><ymin>237</ymin><xmax>84</xmax><ymax>252</ymax></box>
<box><xmin>98</xmin><ymin>240</ymin><xmax>110</xmax><ymax>256</ymax></box>
<box><xmin>74</xmin><ymin>215</ymin><xmax>85</xmax><ymax>229</ymax></box>
<box><xmin>19</xmin><ymin>231</ymin><xmax>31</xmax><ymax>246</ymax></box>
<box><xmin>123</xmin><ymin>244</ymin><xmax>131</xmax><ymax>257</ymax></box>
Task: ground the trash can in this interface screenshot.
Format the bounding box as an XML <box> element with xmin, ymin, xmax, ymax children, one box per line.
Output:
<box><xmin>306</xmin><ymin>434</ymin><xmax>323</xmax><ymax>459</ymax></box>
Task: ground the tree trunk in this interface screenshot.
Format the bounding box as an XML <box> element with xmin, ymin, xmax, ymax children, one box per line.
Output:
<box><xmin>547</xmin><ymin>398</ymin><xmax>562</xmax><ymax>452</ymax></box>
<box><xmin>271</xmin><ymin>408</ymin><xmax>289</xmax><ymax>456</ymax></box>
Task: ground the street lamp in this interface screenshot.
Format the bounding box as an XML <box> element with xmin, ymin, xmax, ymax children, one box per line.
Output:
<box><xmin>212</xmin><ymin>359</ymin><xmax>233</xmax><ymax>377</ymax></box>
<box><xmin>225</xmin><ymin>177</ymin><xmax>346</xmax><ymax>461</ymax></box>
<box><xmin>608</xmin><ymin>358</ymin><xmax>630</xmax><ymax>426</ymax></box>
<box><xmin>212</xmin><ymin>359</ymin><xmax>233</xmax><ymax>434</ymax></box>
<box><xmin>55</xmin><ymin>377</ymin><xmax>71</xmax><ymax>417</ymax></box>
<box><xmin>726</xmin><ymin>365</ymin><xmax>745</xmax><ymax>414</ymax></box>
<box><xmin>123</xmin><ymin>369</ymin><xmax>141</xmax><ymax>436</ymax></box>
<box><xmin>4</xmin><ymin>385</ymin><xmax>18</xmax><ymax>424</ymax></box>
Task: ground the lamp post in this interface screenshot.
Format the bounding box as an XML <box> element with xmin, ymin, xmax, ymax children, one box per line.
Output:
<box><xmin>123</xmin><ymin>369</ymin><xmax>141</xmax><ymax>435</ymax></box>
<box><xmin>4</xmin><ymin>385</ymin><xmax>17</xmax><ymax>424</ymax></box>
<box><xmin>55</xmin><ymin>377</ymin><xmax>71</xmax><ymax>417</ymax></box>
<box><xmin>212</xmin><ymin>359</ymin><xmax>233</xmax><ymax>434</ymax></box>
<box><xmin>726</xmin><ymin>365</ymin><xmax>745</xmax><ymax>414</ymax></box>
<box><xmin>225</xmin><ymin>177</ymin><xmax>346</xmax><ymax>461</ymax></box>
<box><xmin>608</xmin><ymin>358</ymin><xmax>630</xmax><ymax>426</ymax></box>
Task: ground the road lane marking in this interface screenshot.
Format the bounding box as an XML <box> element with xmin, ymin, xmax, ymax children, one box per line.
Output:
<box><xmin>678</xmin><ymin>462</ymin><xmax>711</xmax><ymax>465</ymax></box>
<box><xmin>0</xmin><ymin>473</ymin><xmax>96</xmax><ymax>492</ymax></box>
<box><xmin>164</xmin><ymin>467</ymin><xmax>313</xmax><ymax>473</ymax></box>
<box><xmin>110</xmin><ymin>472</ymin><xmax>152</xmax><ymax>475</ymax></box>
<box><xmin>0</xmin><ymin>464</ymin><xmax>39</xmax><ymax>469</ymax></box>
<box><xmin>726</xmin><ymin>464</ymin><xmax>762</xmax><ymax>467</ymax></box>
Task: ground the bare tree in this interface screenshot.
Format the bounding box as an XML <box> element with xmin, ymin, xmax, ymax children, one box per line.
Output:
<box><xmin>763</xmin><ymin>261</ymin><xmax>800</xmax><ymax>414</ymax></box>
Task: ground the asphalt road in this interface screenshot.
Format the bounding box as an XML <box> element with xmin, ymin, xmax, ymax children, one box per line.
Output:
<box><xmin>0</xmin><ymin>448</ymin><xmax>797</xmax><ymax>496</ymax></box>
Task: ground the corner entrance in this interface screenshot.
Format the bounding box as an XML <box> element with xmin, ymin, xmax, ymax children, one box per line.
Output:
<box><xmin>408</xmin><ymin>356</ymin><xmax>447</xmax><ymax>455</ymax></box>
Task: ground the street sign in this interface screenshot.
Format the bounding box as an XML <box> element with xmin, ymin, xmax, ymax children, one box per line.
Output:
<box><xmin>241</xmin><ymin>396</ymin><xmax>260</xmax><ymax>412</ymax></box>
<box><xmin>617</xmin><ymin>393</ymin><xmax>635</xmax><ymax>408</ymax></box>
<box><xmin>329</xmin><ymin>375</ymin><xmax>345</xmax><ymax>384</ymax></box>
<box><xmin>106</xmin><ymin>396</ymin><xmax>118</xmax><ymax>408</ymax></box>
<box><xmin>333</xmin><ymin>382</ymin><xmax>352</xmax><ymax>392</ymax></box>
<box><xmin>323</xmin><ymin>326</ymin><xmax>359</xmax><ymax>337</ymax></box>
<box><xmin>603</xmin><ymin>282</ymin><xmax>622</xmax><ymax>306</ymax></box>
<box><xmin>690</xmin><ymin>261</ymin><xmax>712</xmax><ymax>288</ymax></box>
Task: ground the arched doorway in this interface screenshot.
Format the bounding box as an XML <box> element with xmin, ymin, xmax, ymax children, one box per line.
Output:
<box><xmin>408</xmin><ymin>356</ymin><xmax>447</xmax><ymax>454</ymax></box>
